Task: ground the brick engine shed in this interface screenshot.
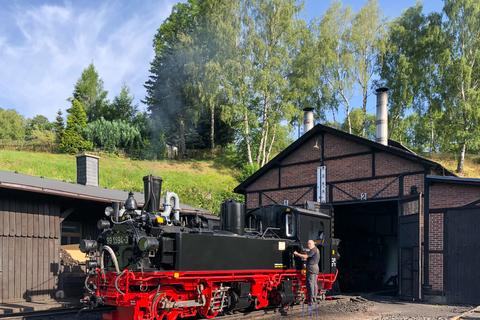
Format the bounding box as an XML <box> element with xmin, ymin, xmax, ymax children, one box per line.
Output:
<box><xmin>235</xmin><ymin>123</ymin><xmax>480</xmax><ymax>304</ymax></box>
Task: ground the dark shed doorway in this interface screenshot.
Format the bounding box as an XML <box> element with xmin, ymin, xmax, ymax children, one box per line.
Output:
<box><xmin>333</xmin><ymin>201</ymin><xmax>398</xmax><ymax>293</ymax></box>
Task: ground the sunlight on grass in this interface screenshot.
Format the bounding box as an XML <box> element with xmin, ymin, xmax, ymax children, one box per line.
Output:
<box><xmin>0</xmin><ymin>150</ymin><xmax>241</xmax><ymax>213</ymax></box>
<box><xmin>429</xmin><ymin>154</ymin><xmax>480</xmax><ymax>178</ymax></box>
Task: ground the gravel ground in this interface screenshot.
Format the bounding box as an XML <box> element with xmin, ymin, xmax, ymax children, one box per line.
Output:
<box><xmin>274</xmin><ymin>296</ymin><xmax>472</xmax><ymax>320</ymax></box>
<box><xmin>11</xmin><ymin>296</ymin><xmax>474</xmax><ymax>320</ymax></box>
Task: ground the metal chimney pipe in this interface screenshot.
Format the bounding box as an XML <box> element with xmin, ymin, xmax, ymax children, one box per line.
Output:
<box><xmin>375</xmin><ymin>87</ymin><xmax>389</xmax><ymax>145</ymax></box>
<box><xmin>303</xmin><ymin>107</ymin><xmax>314</xmax><ymax>134</ymax></box>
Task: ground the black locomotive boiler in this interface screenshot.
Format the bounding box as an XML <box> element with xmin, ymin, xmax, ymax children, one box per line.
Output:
<box><xmin>80</xmin><ymin>175</ymin><xmax>338</xmax><ymax>320</ymax></box>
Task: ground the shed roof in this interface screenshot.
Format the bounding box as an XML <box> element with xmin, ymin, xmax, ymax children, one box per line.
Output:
<box><xmin>235</xmin><ymin>124</ymin><xmax>454</xmax><ymax>193</ymax></box>
<box><xmin>0</xmin><ymin>170</ymin><xmax>209</xmax><ymax>214</ymax></box>
<box><xmin>426</xmin><ymin>175</ymin><xmax>480</xmax><ymax>186</ymax></box>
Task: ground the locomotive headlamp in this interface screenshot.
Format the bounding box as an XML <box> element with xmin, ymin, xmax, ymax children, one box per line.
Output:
<box><xmin>138</xmin><ymin>237</ymin><xmax>159</xmax><ymax>252</ymax></box>
<box><xmin>79</xmin><ymin>239</ymin><xmax>98</xmax><ymax>253</ymax></box>
<box><xmin>105</xmin><ymin>206</ymin><xmax>114</xmax><ymax>217</ymax></box>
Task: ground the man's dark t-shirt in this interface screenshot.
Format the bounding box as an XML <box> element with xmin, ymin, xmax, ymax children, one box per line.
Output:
<box><xmin>306</xmin><ymin>247</ymin><xmax>320</xmax><ymax>274</ymax></box>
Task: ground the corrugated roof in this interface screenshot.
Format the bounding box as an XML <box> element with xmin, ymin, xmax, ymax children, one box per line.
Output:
<box><xmin>235</xmin><ymin>124</ymin><xmax>455</xmax><ymax>193</ymax></box>
<box><xmin>0</xmin><ymin>170</ymin><xmax>209</xmax><ymax>214</ymax></box>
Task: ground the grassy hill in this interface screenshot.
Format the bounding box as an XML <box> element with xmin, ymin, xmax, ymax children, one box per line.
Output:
<box><xmin>429</xmin><ymin>153</ymin><xmax>480</xmax><ymax>178</ymax></box>
<box><xmin>0</xmin><ymin>150</ymin><xmax>241</xmax><ymax>213</ymax></box>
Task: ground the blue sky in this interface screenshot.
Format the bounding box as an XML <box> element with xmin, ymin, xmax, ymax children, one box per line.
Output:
<box><xmin>0</xmin><ymin>0</ymin><xmax>443</xmax><ymax>120</ymax></box>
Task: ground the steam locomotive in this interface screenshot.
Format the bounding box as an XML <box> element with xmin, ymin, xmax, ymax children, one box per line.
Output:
<box><xmin>80</xmin><ymin>175</ymin><xmax>338</xmax><ymax>320</ymax></box>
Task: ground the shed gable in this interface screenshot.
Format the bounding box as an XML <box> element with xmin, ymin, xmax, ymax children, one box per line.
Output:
<box><xmin>241</xmin><ymin>125</ymin><xmax>438</xmax><ymax>210</ymax></box>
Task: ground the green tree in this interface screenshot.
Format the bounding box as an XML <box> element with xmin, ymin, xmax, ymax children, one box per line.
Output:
<box><xmin>342</xmin><ymin>108</ymin><xmax>376</xmax><ymax>139</ymax></box>
<box><xmin>104</xmin><ymin>85</ymin><xmax>138</xmax><ymax>121</ymax></box>
<box><xmin>438</xmin><ymin>0</ymin><xmax>480</xmax><ymax>173</ymax></box>
<box><xmin>351</xmin><ymin>0</ymin><xmax>383</xmax><ymax>137</ymax></box>
<box><xmin>145</xmin><ymin>1</ymin><xmax>199</xmax><ymax>158</ymax></box>
<box><xmin>378</xmin><ymin>4</ymin><xmax>427</xmax><ymax>142</ymax></box>
<box><xmin>25</xmin><ymin>115</ymin><xmax>53</xmax><ymax>140</ymax></box>
<box><xmin>84</xmin><ymin>118</ymin><xmax>142</xmax><ymax>152</ymax></box>
<box><xmin>191</xmin><ymin>0</ymin><xmax>241</xmax><ymax>152</ymax></box>
<box><xmin>59</xmin><ymin>99</ymin><xmax>92</xmax><ymax>154</ymax></box>
<box><xmin>54</xmin><ymin>109</ymin><xmax>65</xmax><ymax>145</ymax></box>
<box><xmin>72</xmin><ymin>63</ymin><xmax>109</xmax><ymax>122</ymax></box>
<box><xmin>0</xmin><ymin>108</ymin><xmax>25</xmax><ymax>141</ymax></box>
<box><xmin>318</xmin><ymin>1</ymin><xmax>355</xmax><ymax>134</ymax></box>
<box><xmin>245</xmin><ymin>0</ymin><xmax>302</xmax><ymax>166</ymax></box>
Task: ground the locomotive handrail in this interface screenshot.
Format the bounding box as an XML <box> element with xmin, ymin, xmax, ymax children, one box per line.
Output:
<box><xmin>261</xmin><ymin>227</ymin><xmax>281</xmax><ymax>239</ymax></box>
<box><xmin>100</xmin><ymin>245</ymin><xmax>121</xmax><ymax>274</ymax></box>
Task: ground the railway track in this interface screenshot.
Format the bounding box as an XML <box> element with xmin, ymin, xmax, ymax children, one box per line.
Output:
<box><xmin>0</xmin><ymin>298</ymin><xmax>345</xmax><ymax>320</ymax></box>
<box><xmin>0</xmin><ymin>306</ymin><xmax>115</xmax><ymax>320</ymax></box>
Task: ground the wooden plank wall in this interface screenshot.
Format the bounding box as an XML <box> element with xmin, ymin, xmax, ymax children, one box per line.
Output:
<box><xmin>0</xmin><ymin>195</ymin><xmax>60</xmax><ymax>303</ymax></box>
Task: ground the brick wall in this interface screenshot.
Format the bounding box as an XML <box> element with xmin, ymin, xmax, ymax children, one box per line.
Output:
<box><xmin>429</xmin><ymin>213</ymin><xmax>443</xmax><ymax>251</ymax></box>
<box><xmin>324</xmin><ymin>133</ymin><xmax>369</xmax><ymax>157</ymax></box>
<box><xmin>376</xmin><ymin>152</ymin><xmax>424</xmax><ymax>176</ymax></box>
<box><xmin>280</xmin><ymin>162</ymin><xmax>317</xmax><ymax>187</ymax></box>
<box><xmin>429</xmin><ymin>253</ymin><xmax>444</xmax><ymax>292</ymax></box>
<box><xmin>429</xmin><ymin>213</ymin><xmax>444</xmax><ymax>292</ymax></box>
<box><xmin>247</xmin><ymin>167</ymin><xmax>279</xmax><ymax>191</ymax></box>
<box><xmin>429</xmin><ymin>183</ymin><xmax>480</xmax><ymax>209</ymax></box>
<box><xmin>282</xmin><ymin>134</ymin><xmax>322</xmax><ymax>165</ymax></box>
<box><xmin>325</xmin><ymin>154</ymin><xmax>372</xmax><ymax>182</ymax></box>
<box><xmin>404</xmin><ymin>174</ymin><xmax>425</xmax><ymax>195</ymax></box>
<box><xmin>262</xmin><ymin>187</ymin><xmax>314</xmax><ymax>206</ymax></box>
<box><xmin>332</xmin><ymin>177</ymin><xmax>399</xmax><ymax>202</ymax></box>
<box><xmin>245</xmin><ymin>192</ymin><xmax>259</xmax><ymax>209</ymax></box>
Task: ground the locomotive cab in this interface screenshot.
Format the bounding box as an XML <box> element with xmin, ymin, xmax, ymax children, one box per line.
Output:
<box><xmin>243</xmin><ymin>204</ymin><xmax>335</xmax><ymax>275</ymax></box>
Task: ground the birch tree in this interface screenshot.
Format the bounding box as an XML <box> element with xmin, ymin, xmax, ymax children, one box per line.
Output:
<box><xmin>318</xmin><ymin>1</ymin><xmax>355</xmax><ymax>134</ymax></box>
<box><xmin>440</xmin><ymin>0</ymin><xmax>480</xmax><ymax>173</ymax></box>
<box><xmin>246</xmin><ymin>0</ymin><xmax>300</xmax><ymax>167</ymax></box>
<box><xmin>351</xmin><ymin>0</ymin><xmax>383</xmax><ymax>137</ymax></box>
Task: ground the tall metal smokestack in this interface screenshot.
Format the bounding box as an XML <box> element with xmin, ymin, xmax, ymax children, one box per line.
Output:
<box><xmin>303</xmin><ymin>107</ymin><xmax>314</xmax><ymax>134</ymax></box>
<box><xmin>375</xmin><ymin>87</ymin><xmax>389</xmax><ymax>145</ymax></box>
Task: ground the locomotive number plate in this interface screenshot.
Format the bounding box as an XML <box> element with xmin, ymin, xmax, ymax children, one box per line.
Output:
<box><xmin>106</xmin><ymin>234</ymin><xmax>129</xmax><ymax>246</ymax></box>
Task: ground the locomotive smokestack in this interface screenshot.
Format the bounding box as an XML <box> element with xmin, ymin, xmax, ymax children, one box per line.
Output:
<box><xmin>303</xmin><ymin>107</ymin><xmax>314</xmax><ymax>134</ymax></box>
<box><xmin>375</xmin><ymin>87</ymin><xmax>389</xmax><ymax>146</ymax></box>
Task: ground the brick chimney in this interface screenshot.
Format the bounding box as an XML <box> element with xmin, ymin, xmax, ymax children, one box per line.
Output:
<box><xmin>76</xmin><ymin>154</ymin><xmax>99</xmax><ymax>186</ymax></box>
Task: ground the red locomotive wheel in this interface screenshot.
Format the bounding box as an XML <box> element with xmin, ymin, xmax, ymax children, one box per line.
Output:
<box><xmin>151</xmin><ymin>293</ymin><xmax>180</xmax><ymax>320</ymax></box>
<box><xmin>198</xmin><ymin>284</ymin><xmax>219</xmax><ymax>319</ymax></box>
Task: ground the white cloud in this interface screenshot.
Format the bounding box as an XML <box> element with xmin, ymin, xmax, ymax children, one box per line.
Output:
<box><xmin>0</xmin><ymin>1</ymin><xmax>174</xmax><ymax>119</ymax></box>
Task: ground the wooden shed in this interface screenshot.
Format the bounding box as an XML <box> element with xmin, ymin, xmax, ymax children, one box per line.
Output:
<box><xmin>0</xmin><ymin>160</ymin><xmax>210</xmax><ymax>305</ymax></box>
<box><xmin>235</xmin><ymin>123</ymin><xmax>480</xmax><ymax>304</ymax></box>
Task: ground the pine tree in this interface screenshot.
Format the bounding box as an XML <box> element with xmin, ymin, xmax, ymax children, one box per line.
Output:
<box><xmin>59</xmin><ymin>99</ymin><xmax>92</xmax><ymax>154</ymax></box>
<box><xmin>104</xmin><ymin>85</ymin><xmax>137</xmax><ymax>121</ymax></box>
<box><xmin>72</xmin><ymin>63</ymin><xmax>108</xmax><ymax>122</ymax></box>
<box><xmin>54</xmin><ymin>109</ymin><xmax>65</xmax><ymax>145</ymax></box>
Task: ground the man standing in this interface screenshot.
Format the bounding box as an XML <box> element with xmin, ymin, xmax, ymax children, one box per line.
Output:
<box><xmin>294</xmin><ymin>240</ymin><xmax>320</xmax><ymax>305</ymax></box>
